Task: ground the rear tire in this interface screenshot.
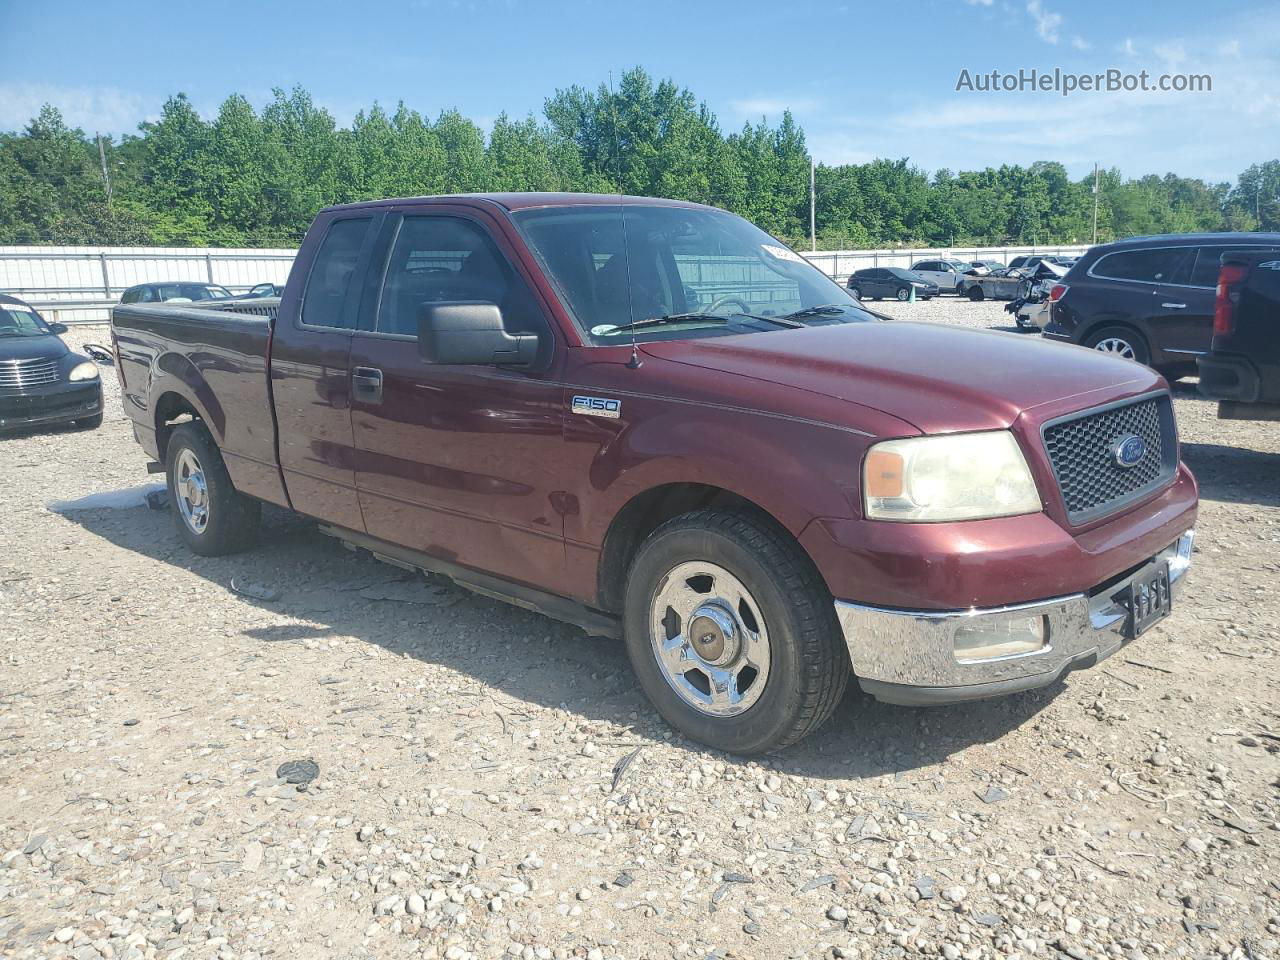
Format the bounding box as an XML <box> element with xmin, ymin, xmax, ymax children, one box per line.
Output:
<box><xmin>165</xmin><ymin>421</ymin><xmax>260</xmax><ymax>556</ymax></box>
<box><xmin>848</xmin><ymin>286</ymin><xmax>861</xmax><ymax>300</ymax></box>
<box><xmin>623</xmin><ymin>510</ymin><xmax>848</xmax><ymax>754</ymax></box>
<box><xmin>1085</xmin><ymin>325</ymin><xmax>1151</xmax><ymax>366</ymax></box>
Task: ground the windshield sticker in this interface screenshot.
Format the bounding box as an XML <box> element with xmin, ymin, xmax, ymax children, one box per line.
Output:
<box><xmin>761</xmin><ymin>244</ymin><xmax>805</xmax><ymax>264</ymax></box>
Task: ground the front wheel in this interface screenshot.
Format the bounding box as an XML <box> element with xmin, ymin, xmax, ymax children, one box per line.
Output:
<box><xmin>895</xmin><ymin>287</ymin><xmax>911</xmax><ymax>301</ymax></box>
<box><xmin>967</xmin><ymin>286</ymin><xmax>985</xmax><ymax>301</ymax></box>
<box><xmin>165</xmin><ymin>421</ymin><xmax>261</xmax><ymax>556</ymax></box>
<box><xmin>623</xmin><ymin>510</ymin><xmax>848</xmax><ymax>754</ymax></box>
<box><xmin>848</xmin><ymin>286</ymin><xmax>861</xmax><ymax>300</ymax></box>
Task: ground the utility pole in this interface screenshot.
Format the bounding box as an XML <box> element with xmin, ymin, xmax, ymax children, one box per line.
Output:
<box><xmin>96</xmin><ymin>133</ymin><xmax>113</xmax><ymax>209</ymax></box>
<box><xmin>809</xmin><ymin>158</ymin><xmax>816</xmax><ymax>252</ymax></box>
<box><xmin>1091</xmin><ymin>162</ymin><xmax>1099</xmax><ymax>244</ymax></box>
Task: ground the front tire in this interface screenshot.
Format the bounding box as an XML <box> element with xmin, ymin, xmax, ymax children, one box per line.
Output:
<box><xmin>623</xmin><ymin>510</ymin><xmax>848</xmax><ymax>754</ymax></box>
<box><xmin>895</xmin><ymin>287</ymin><xmax>910</xmax><ymax>301</ymax></box>
<box><xmin>967</xmin><ymin>286</ymin><xmax>985</xmax><ymax>301</ymax></box>
<box><xmin>165</xmin><ymin>421</ymin><xmax>260</xmax><ymax>556</ymax></box>
<box><xmin>848</xmin><ymin>286</ymin><xmax>861</xmax><ymax>300</ymax></box>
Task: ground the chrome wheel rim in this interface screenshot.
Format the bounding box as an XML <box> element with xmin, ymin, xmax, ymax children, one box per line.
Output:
<box><xmin>896</xmin><ymin>288</ymin><xmax>909</xmax><ymax>301</ymax></box>
<box><xmin>649</xmin><ymin>561</ymin><xmax>770</xmax><ymax>717</ymax></box>
<box><xmin>175</xmin><ymin>448</ymin><xmax>209</xmax><ymax>534</ymax></box>
<box><xmin>1093</xmin><ymin>337</ymin><xmax>1136</xmax><ymax>360</ymax></box>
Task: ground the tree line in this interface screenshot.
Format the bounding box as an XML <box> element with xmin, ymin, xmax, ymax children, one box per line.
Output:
<box><xmin>1</xmin><ymin>68</ymin><xmax>1277</xmax><ymax>250</ymax></box>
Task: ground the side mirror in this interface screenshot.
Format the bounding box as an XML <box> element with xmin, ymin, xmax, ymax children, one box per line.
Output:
<box><xmin>417</xmin><ymin>301</ymin><xmax>539</xmax><ymax>366</ymax></box>
<box><xmin>48</xmin><ymin>322</ymin><xmax>68</xmax><ymax>335</ymax></box>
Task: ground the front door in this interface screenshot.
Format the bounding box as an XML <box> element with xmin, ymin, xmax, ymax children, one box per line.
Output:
<box><xmin>348</xmin><ymin>208</ymin><xmax>569</xmax><ymax>591</ymax></box>
<box><xmin>272</xmin><ymin>212</ymin><xmax>381</xmax><ymax>531</ymax></box>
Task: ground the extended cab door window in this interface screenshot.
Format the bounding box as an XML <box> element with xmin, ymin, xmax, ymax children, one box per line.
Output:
<box><xmin>302</xmin><ymin>217</ymin><xmax>374</xmax><ymax>329</ymax></box>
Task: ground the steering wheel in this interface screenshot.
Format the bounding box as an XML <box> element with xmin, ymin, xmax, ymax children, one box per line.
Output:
<box><xmin>704</xmin><ymin>295</ymin><xmax>752</xmax><ymax>316</ymax></box>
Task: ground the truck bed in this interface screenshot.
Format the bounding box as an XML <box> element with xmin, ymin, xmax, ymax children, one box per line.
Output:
<box><xmin>111</xmin><ymin>300</ymin><xmax>289</xmax><ymax>506</ymax></box>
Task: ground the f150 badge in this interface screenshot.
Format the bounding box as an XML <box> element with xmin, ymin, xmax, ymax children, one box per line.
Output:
<box><xmin>571</xmin><ymin>395</ymin><xmax>621</xmax><ymax>419</ymax></box>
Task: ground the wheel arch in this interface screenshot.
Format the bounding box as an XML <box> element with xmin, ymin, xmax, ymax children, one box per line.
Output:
<box><xmin>596</xmin><ymin>481</ymin><xmax>824</xmax><ymax>615</ymax></box>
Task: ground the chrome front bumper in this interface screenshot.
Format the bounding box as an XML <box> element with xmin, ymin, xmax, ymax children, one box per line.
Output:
<box><xmin>835</xmin><ymin>531</ymin><xmax>1194</xmax><ymax>705</ymax></box>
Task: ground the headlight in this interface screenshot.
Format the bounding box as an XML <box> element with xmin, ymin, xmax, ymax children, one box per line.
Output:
<box><xmin>69</xmin><ymin>361</ymin><xmax>99</xmax><ymax>381</ymax></box>
<box><xmin>863</xmin><ymin>430</ymin><xmax>1041</xmax><ymax>522</ymax></box>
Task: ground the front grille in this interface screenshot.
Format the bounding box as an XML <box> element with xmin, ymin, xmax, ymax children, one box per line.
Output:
<box><xmin>1042</xmin><ymin>394</ymin><xmax>1177</xmax><ymax>524</ymax></box>
<box><xmin>0</xmin><ymin>357</ymin><xmax>60</xmax><ymax>391</ymax></box>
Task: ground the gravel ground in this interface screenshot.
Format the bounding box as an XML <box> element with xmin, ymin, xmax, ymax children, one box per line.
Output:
<box><xmin>1</xmin><ymin>310</ymin><xmax>1278</xmax><ymax>960</ymax></box>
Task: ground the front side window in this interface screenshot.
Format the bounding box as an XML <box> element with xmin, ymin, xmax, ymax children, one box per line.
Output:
<box><xmin>0</xmin><ymin>303</ymin><xmax>50</xmax><ymax>337</ymax></box>
<box><xmin>1092</xmin><ymin>247</ymin><xmax>1192</xmax><ymax>284</ymax></box>
<box><xmin>514</xmin><ymin>204</ymin><xmax>870</xmax><ymax>345</ymax></box>
<box><xmin>303</xmin><ymin>217</ymin><xmax>373</xmax><ymax>329</ymax></box>
<box><xmin>375</xmin><ymin>214</ymin><xmax>548</xmax><ymax>339</ymax></box>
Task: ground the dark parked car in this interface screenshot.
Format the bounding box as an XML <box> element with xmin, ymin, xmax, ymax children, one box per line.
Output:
<box><xmin>1043</xmin><ymin>232</ymin><xmax>1280</xmax><ymax>374</ymax></box>
<box><xmin>120</xmin><ymin>282</ymin><xmax>235</xmax><ymax>304</ymax></box>
<box><xmin>1197</xmin><ymin>250</ymin><xmax>1280</xmax><ymax>421</ymax></box>
<box><xmin>111</xmin><ymin>192</ymin><xmax>1196</xmax><ymax>754</ymax></box>
<box><xmin>847</xmin><ymin>267</ymin><xmax>939</xmax><ymax>301</ymax></box>
<box><xmin>0</xmin><ymin>294</ymin><xmax>103</xmax><ymax>431</ymax></box>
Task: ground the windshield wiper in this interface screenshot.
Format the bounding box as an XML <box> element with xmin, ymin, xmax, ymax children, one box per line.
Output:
<box><xmin>777</xmin><ymin>304</ymin><xmax>853</xmax><ymax>322</ymax></box>
<box><xmin>605</xmin><ymin>313</ymin><xmax>734</xmax><ymax>334</ymax></box>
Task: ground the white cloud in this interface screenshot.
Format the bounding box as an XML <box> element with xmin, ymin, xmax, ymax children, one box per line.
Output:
<box><xmin>964</xmin><ymin>0</ymin><xmax>994</xmax><ymax>6</ymax></box>
<box><xmin>728</xmin><ymin>96</ymin><xmax>822</xmax><ymax>119</ymax></box>
<box><xmin>1118</xmin><ymin>37</ymin><xmax>1138</xmax><ymax>57</ymax></box>
<box><xmin>1070</xmin><ymin>35</ymin><xmax>1090</xmax><ymax>51</ymax></box>
<box><xmin>0</xmin><ymin>84</ymin><xmax>158</xmax><ymax>135</ymax></box>
<box><xmin>1217</xmin><ymin>38</ymin><xmax>1241</xmax><ymax>57</ymax></box>
<box><xmin>1026</xmin><ymin>0</ymin><xmax>1063</xmax><ymax>44</ymax></box>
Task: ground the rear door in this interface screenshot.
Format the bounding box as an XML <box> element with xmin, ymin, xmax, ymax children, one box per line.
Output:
<box><xmin>348</xmin><ymin>206</ymin><xmax>569</xmax><ymax>589</ymax></box>
<box><xmin>272</xmin><ymin>211</ymin><xmax>382</xmax><ymax>531</ymax></box>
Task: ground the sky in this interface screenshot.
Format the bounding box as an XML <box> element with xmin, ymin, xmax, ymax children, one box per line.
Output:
<box><xmin>1</xmin><ymin>0</ymin><xmax>1276</xmax><ymax>184</ymax></box>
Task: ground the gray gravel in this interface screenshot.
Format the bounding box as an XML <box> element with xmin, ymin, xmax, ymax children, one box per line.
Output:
<box><xmin>1</xmin><ymin>318</ymin><xmax>1277</xmax><ymax>960</ymax></box>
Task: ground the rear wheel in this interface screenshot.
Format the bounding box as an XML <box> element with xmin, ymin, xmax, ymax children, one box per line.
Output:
<box><xmin>848</xmin><ymin>286</ymin><xmax>861</xmax><ymax>300</ymax></box>
<box><xmin>165</xmin><ymin>421</ymin><xmax>260</xmax><ymax>556</ymax></box>
<box><xmin>623</xmin><ymin>510</ymin><xmax>848</xmax><ymax>754</ymax></box>
<box><xmin>1086</xmin><ymin>326</ymin><xmax>1151</xmax><ymax>366</ymax></box>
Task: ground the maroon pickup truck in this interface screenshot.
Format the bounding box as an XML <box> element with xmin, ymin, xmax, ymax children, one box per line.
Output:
<box><xmin>111</xmin><ymin>193</ymin><xmax>1198</xmax><ymax>754</ymax></box>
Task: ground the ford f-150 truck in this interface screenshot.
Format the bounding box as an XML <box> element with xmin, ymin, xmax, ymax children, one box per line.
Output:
<box><xmin>1197</xmin><ymin>250</ymin><xmax>1280</xmax><ymax>421</ymax></box>
<box><xmin>111</xmin><ymin>193</ymin><xmax>1198</xmax><ymax>754</ymax></box>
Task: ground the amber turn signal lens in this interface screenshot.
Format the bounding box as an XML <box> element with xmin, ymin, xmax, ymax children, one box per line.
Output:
<box><xmin>865</xmin><ymin>449</ymin><xmax>904</xmax><ymax>499</ymax></box>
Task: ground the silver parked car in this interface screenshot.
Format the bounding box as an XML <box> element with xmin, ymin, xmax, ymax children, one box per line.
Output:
<box><xmin>909</xmin><ymin>259</ymin><xmax>971</xmax><ymax>295</ymax></box>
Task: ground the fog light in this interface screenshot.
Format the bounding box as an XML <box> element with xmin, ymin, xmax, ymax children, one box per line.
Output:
<box><xmin>953</xmin><ymin>616</ymin><xmax>1048</xmax><ymax>663</ymax></box>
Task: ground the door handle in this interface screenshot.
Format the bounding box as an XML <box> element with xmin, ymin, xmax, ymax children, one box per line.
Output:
<box><xmin>351</xmin><ymin>366</ymin><xmax>383</xmax><ymax>404</ymax></box>
<box><xmin>1160</xmin><ymin>302</ymin><xmax>1187</xmax><ymax>309</ymax></box>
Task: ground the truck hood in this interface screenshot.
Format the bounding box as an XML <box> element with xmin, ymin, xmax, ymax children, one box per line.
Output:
<box><xmin>640</xmin><ymin>321</ymin><xmax>1159</xmax><ymax>434</ymax></box>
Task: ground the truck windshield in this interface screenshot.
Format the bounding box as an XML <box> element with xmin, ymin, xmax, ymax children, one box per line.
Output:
<box><xmin>512</xmin><ymin>204</ymin><xmax>872</xmax><ymax>345</ymax></box>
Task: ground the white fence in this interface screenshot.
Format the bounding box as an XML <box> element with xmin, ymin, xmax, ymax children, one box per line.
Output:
<box><xmin>1</xmin><ymin>242</ymin><xmax>1091</xmax><ymax>325</ymax></box>
<box><xmin>0</xmin><ymin>245</ymin><xmax>295</xmax><ymax>324</ymax></box>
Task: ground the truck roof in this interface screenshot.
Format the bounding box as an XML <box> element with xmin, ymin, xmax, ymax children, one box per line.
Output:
<box><xmin>320</xmin><ymin>192</ymin><xmax>720</xmax><ymax>215</ymax></box>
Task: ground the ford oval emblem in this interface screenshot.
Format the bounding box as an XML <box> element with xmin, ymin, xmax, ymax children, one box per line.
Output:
<box><xmin>1114</xmin><ymin>434</ymin><xmax>1146</xmax><ymax>468</ymax></box>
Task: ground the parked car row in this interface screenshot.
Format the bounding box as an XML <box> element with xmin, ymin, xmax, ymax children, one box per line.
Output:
<box><xmin>120</xmin><ymin>281</ymin><xmax>283</xmax><ymax>304</ymax></box>
<box><xmin>845</xmin><ymin>256</ymin><xmax>1080</xmax><ymax>303</ymax></box>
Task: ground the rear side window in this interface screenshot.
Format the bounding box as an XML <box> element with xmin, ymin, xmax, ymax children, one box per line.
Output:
<box><xmin>1092</xmin><ymin>247</ymin><xmax>1192</xmax><ymax>284</ymax></box>
<box><xmin>375</xmin><ymin>215</ymin><xmax>547</xmax><ymax>338</ymax></box>
<box><xmin>303</xmin><ymin>217</ymin><xmax>373</xmax><ymax>329</ymax></box>
<box><xmin>1189</xmin><ymin>245</ymin><xmax>1280</xmax><ymax>287</ymax></box>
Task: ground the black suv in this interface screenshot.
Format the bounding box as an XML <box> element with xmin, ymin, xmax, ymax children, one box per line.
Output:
<box><xmin>1043</xmin><ymin>232</ymin><xmax>1280</xmax><ymax>374</ymax></box>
